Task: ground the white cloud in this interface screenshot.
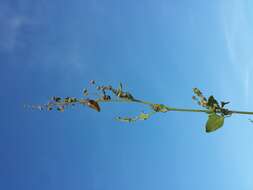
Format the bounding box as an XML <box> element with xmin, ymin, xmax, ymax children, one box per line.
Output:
<box><xmin>244</xmin><ymin>69</ymin><xmax>249</xmax><ymax>105</ymax></box>
<box><xmin>0</xmin><ymin>3</ymin><xmax>34</xmax><ymax>52</ymax></box>
<box><xmin>0</xmin><ymin>17</ymin><xmax>28</xmax><ymax>51</ymax></box>
<box><xmin>220</xmin><ymin>0</ymin><xmax>253</xmax><ymax>105</ymax></box>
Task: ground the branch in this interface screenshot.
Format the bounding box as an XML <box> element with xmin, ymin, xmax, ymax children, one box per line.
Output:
<box><xmin>25</xmin><ymin>81</ymin><xmax>253</xmax><ymax>133</ymax></box>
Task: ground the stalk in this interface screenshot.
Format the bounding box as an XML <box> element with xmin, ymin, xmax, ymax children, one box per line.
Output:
<box><xmin>167</xmin><ymin>107</ymin><xmax>210</xmax><ymax>113</ymax></box>
<box><xmin>98</xmin><ymin>98</ymin><xmax>253</xmax><ymax>116</ymax></box>
<box><xmin>229</xmin><ymin>110</ymin><xmax>253</xmax><ymax>115</ymax></box>
<box><xmin>28</xmin><ymin>82</ymin><xmax>253</xmax><ymax>133</ymax></box>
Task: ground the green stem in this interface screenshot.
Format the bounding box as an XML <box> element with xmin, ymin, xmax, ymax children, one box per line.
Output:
<box><xmin>134</xmin><ymin>99</ymin><xmax>253</xmax><ymax>116</ymax></box>
<box><xmin>168</xmin><ymin>107</ymin><xmax>211</xmax><ymax>113</ymax></box>
<box><xmin>96</xmin><ymin>98</ymin><xmax>154</xmax><ymax>105</ymax></box>
<box><xmin>229</xmin><ymin>110</ymin><xmax>253</xmax><ymax>115</ymax></box>
<box><xmin>132</xmin><ymin>99</ymin><xmax>154</xmax><ymax>105</ymax></box>
<box><xmin>167</xmin><ymin>108</ymin><xmax>253</xmax><ymax>115</ymax></box>
<box><xmin>96</xmin><ymin>97</ymin><xmax>253</xmax><ymax>116</ymax></box>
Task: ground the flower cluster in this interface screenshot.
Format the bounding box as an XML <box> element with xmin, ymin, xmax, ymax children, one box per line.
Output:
<box><xmin>192</xmin><ymin>88</ymin><xmax>231</xmax><ymax>116</ymax></box>
<box><xmin>27</xmin><ymin>81</ymin><xmax>253</xmax><ymax>133</ymax></box>
<box><xmin>26</xmin><ymin>81</ymin><xmax>136</xmax><ymax>114</ymax></box>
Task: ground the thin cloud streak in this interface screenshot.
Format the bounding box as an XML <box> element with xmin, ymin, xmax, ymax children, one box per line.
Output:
<box><xmin>221</xmin><ymin>0</ymin><xmax>253</xmax><ymax>106</ymax></box>
<box><xmin>0</xmin><ymin>16</ymin><xmax>30</xmax><ymax>51</ymax></box>
<box><xmin>0</xmin><ymin>3</ymin><xmax>36</xmax><ymax>52</ymax></box>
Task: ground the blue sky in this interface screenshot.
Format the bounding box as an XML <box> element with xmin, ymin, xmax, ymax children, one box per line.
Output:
<box><xmin>1</xmin><ymin>0</ymin><xmax>253</xmax><ymax>189</ymax></box>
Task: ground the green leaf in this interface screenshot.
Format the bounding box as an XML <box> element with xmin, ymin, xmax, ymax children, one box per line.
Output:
<box><xmin>207</xmin><ymin>96</ymin><xmax>220</xmax><ymax>109</ymax></box>
<box><xmin>117</xmin><ymin>83</ymin><xmax>123</xmax><ymax>97</ymax></box>
<box><xmin>205</xmin><ymin>113</ymin><xmax>224</xmax><ymax>133</ymax></box>
<box><xmin>138</xmin><ymin>112</ymin><xmax>150</xmax><ymax>120</ymax></box>
<box><xmin>193</xmin><ymin>88</ymin><xmax>202</xmax><ymax>96</ymax></box>
<box><xmin>119</xmin><ymin>82</ymin><xmax>123</xmax><ymax>92</ymax></box>
<box><xmin>221</xmin><ymin>101</ymin><xmax>230</xmax><ymax>108</ymax></box>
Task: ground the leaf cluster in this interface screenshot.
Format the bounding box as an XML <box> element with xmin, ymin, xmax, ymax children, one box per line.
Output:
<box><xmin>192</xmin><ymin>88</ymin><xmax>231</xmax><ymax>132</ymax></box>
<box><xmin>28</xmin><ymin>81</ymin><xmax>252</xmax><ymax>133</ymax></box>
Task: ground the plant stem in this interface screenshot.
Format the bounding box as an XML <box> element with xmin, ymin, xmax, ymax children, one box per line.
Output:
<box><xmin>229</xmin><ymin>110</ymin><xmax>253</xmax><ymax>115</ymax></box>
<box><xmin>97</xmin><ymin>97</ymin><xmax>253</xmax><ymax>116</ymax></box>
<box><xmin>134</xmin><ymin>99</ymin><xmax>253</xmax><ymax>116</ymax></box>
<box><xmin>166</xmin><ymin>108</ymin><xmax>253</xmax><ymax>115</ymax></box>
<box><xmin>168</xmin><ymin>107</ymin><xmax>211</xmax><ymax>113</ymax></box>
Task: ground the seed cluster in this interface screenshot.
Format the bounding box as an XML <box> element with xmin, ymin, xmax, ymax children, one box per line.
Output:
<box><xmin>27</xmin><ymin>81</ymin><xmax>136</xmax><ymax>114</ymax></box>
<box><xmin>192</xmin><ymin>88</ymin><xmax>231</xmax><ymax>116</ymax></box>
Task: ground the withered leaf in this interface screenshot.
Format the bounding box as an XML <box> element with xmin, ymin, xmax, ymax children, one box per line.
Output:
<box><xmin>83</xmin><ymin>88</ymin><xmax>89</xmax><ymax>96</ymax></box>
<box><xmin>87</xmin><ymin>100</ymin><xmax>101</xmax><ymax>112</ymax></box>
<box><xmin>57</xmin><ymin>106</ymin><xmax>64</xmax><ymax>112</ymax></box>
<box><xmin>52</xmin><ymin>96</ymin><xmax>61</xmax><ymax>102</ymax></box>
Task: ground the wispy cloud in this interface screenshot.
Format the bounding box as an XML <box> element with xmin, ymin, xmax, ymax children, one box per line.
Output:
<box><xmin>0</xmin><ymin>3</ymin><xmax>35</xmax><ymax>52</ymax></box>
<box><xmin>220</xmin><ymin>0</ymin><xmax>253</xmax><ymax>105</ymax></box>
<box><xmin>0</xmin><ymin>17</ymin><xmax>29</xmax><ymax>51</ymax></box>
<box><xmin>244</xmin><ymin>69</ymin><xmax>250</xmax><ymax>104</ymax></box>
